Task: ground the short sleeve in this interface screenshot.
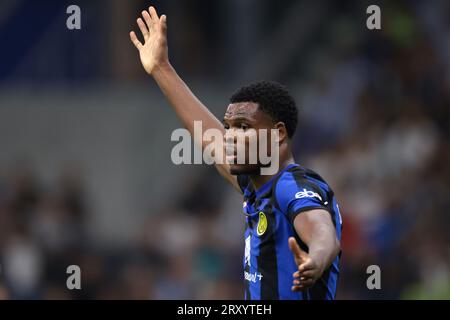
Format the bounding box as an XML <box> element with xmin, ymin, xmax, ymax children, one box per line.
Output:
<box><xmin>275</xmin><ymin>173</ymin><xmax>329</xmax><ymax>224</ymax></box>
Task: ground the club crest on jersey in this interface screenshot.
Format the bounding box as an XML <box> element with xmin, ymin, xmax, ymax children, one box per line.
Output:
<box><xmin>295</xmin><ymin>188</ymin><xmax>323</xmax><ymax>201</ymax></box>
<box><xmin>257</xmin><ymin>211</ymin><xmax>268</xmax><ymax>236</ymax></box>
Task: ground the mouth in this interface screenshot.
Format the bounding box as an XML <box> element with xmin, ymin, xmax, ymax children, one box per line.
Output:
<box><xmin>225</xmin><ymin>145</ymin><xmax>238</xmax><ymax>164</ymax></box>
<box><xmin>225</xmin><ymin>143</ymin><xmax>248</xmax><ymax>164</ymax></box>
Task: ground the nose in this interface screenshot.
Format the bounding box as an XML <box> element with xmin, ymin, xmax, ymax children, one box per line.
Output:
<box><xmin>224</xmin><ymin>128</ymin><xmax>237</xmax><ymax>144</ymax></box>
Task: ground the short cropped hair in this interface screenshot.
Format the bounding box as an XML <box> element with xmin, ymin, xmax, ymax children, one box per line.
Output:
<box><xmin>230</xmin><ymin>81</ymin><xmax>298</xmax><ymax>138</ymax></box>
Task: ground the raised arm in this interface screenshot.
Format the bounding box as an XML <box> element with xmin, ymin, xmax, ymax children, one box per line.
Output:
<box><xmin>130</xmin><ymin>6</ymin><xmax>240</xmax><ymax>192</ymax></box>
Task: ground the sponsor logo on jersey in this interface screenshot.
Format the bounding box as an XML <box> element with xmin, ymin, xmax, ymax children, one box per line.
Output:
<box><xmin>244</xmin><ymin>271</ymin><xmax>263</xmax><ymax>283</ymax></box>
<box><xmin>295</xmin><ymin>188</ymin><xmax>323</xmax><ymax>201</ymax></box>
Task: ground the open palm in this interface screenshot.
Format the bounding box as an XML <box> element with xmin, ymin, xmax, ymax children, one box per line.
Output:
<box><xmin>130</xmin><ymin>6</ymin><xmax>168</xmax><ymax>75</ymax></box>
<box><xmin>288</xmin><ymin>237</ymin><xmax>322</xmax><ymax>291</ymax></box>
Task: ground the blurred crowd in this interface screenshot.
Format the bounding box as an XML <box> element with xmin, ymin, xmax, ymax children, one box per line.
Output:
<box><xmin>0</xmin><ymin>0</ymin><xmax>449</xmax><ymax>299</ymax></box>
<box><xmin>295</xmin><ymin>0</ymin><xmax>450</xmax><ymax>299</ymax></box>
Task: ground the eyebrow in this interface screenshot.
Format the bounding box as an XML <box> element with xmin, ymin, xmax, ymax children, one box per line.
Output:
<box><xmin>223</xmin><ymin>116</ymin><xmax>252</xmax><ymax>122</ymax></box>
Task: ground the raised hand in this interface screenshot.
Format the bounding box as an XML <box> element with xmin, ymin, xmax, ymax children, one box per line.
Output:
<box><xmin>288</xmin><ymin>237</ymin><xmax>323</xmax><ymax>292</ymax></box>
<box><xmin>130</xmin><ymin>6</ymin><xmax>168</xmax><ymax>75</ymax></box>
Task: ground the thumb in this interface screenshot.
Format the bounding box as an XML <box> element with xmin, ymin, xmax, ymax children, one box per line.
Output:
<box><xmin>288</xmin><ymin>237</ymin><xmax>308</xmax><ymax>264</ymax></box>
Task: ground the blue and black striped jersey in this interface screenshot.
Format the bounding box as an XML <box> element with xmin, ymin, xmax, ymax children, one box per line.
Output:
<box><xmin>238</xmin><ymin>163</ymin><xmax>342</xmax><ymax>300</ymax></box>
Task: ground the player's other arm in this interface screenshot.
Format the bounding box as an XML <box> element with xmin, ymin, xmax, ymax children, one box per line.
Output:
<box><xmin>288</xmin><ymin>209</ymin><xmax>340</xmax><ymax>291</ymax></box>
<box><xmin>129</xmin><ymin>6</ymin><xmax>240</xmax><ymax>192</ymax></box>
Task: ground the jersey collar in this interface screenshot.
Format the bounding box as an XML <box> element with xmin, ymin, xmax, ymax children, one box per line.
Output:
<box><xmin>253</xmin><ymin>163</ymin><xmax>299</xmax><ymax>198</ymax></box>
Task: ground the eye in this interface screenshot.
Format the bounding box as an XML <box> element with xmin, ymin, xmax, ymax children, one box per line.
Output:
<box><xmin>223</xmin><ymin>123</ymin><xmax>230</xmax><ymax>130</ymax></box>
<box><xmin>240</xmin><ymin>123</ymin><xmax>249</xmax><ymax>130</ymax></box>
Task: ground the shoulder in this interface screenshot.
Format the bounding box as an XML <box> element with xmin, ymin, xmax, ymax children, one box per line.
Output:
<box><xmin>275</xmin><ymin>165</ymin><xmax>329</xmax><ymax>196</ymax></box>
<box><xmin>274</xmin><ymin>165</ymin><xmax>330</xmax><ymax>214</ymax></box>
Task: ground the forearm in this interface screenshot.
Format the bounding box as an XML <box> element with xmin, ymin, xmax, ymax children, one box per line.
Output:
<box><xmin>306</xmin><ymin>224</ymin><xmax>340</xmax><ymax>273</ymax></box>
<box><xmin>152</xmin><ymin>61</ymin><xmax>238</xmax><ymax>189</ymax></box>
<box><xmin>152</xmin><ymin>62</ymin><xmax>224</xmax><ymax>140</ymax></box>
<box><xmin>294</xmin><ymin>210</ymin><xmax>340</xmax><ymax>274</ymax></box>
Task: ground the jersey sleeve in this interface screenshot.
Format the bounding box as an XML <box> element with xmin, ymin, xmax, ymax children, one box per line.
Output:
<box><xmin>275</xmin><ymin>173</ymin><xmax>330</xmax><ymax>224</ymax></box>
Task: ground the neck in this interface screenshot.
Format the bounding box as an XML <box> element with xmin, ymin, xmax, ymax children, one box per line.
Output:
<box><xmin>249</xmin><ymin>153</ymin><xmax>295</xmax><ymax>190</ymax></box>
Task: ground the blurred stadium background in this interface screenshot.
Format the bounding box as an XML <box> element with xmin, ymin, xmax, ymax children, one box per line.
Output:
<box><xmin>0</xmin><ymin>0</ymin><xmax>449</xmax><ymax>299</ymax></box>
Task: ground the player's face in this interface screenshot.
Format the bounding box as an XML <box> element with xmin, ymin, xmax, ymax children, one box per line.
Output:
<box><xmin>223</xmin><ymin>102</ymin><xmax>276</xmax><ymax>175</ymax></box>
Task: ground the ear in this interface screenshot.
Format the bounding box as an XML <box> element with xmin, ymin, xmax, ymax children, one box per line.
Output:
<box><xmin>274</xmin><ymin>122</ymin><xmax>288</xmax><ymax>144</ymax></box>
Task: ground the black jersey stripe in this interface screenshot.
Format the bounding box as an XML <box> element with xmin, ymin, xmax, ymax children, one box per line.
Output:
<box><xmin>309</xmin><ymin>266</ymin><xmax>332</xmax><ymax>300</ymax></box>
<box><xmin>244</xmin><ymin>265</ymin><xmax>251</xmax><ymax>299</ymax></box>
<box><xmin>257</xmin><ymin>203</ymin><xmax>279</xmax><ymax>299</ymax></box>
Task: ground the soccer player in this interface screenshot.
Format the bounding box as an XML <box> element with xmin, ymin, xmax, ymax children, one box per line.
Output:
<box><xmin>130</xmin><ymin>6</ymin><xmax>342</xmax><ymax>300</ymax></box>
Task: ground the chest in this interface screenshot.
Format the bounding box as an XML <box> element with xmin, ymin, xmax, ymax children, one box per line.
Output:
<box><xmin>243</xmin><ymin>196</ymin><xmax>279</xmax><ymax>238</ymax></box>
